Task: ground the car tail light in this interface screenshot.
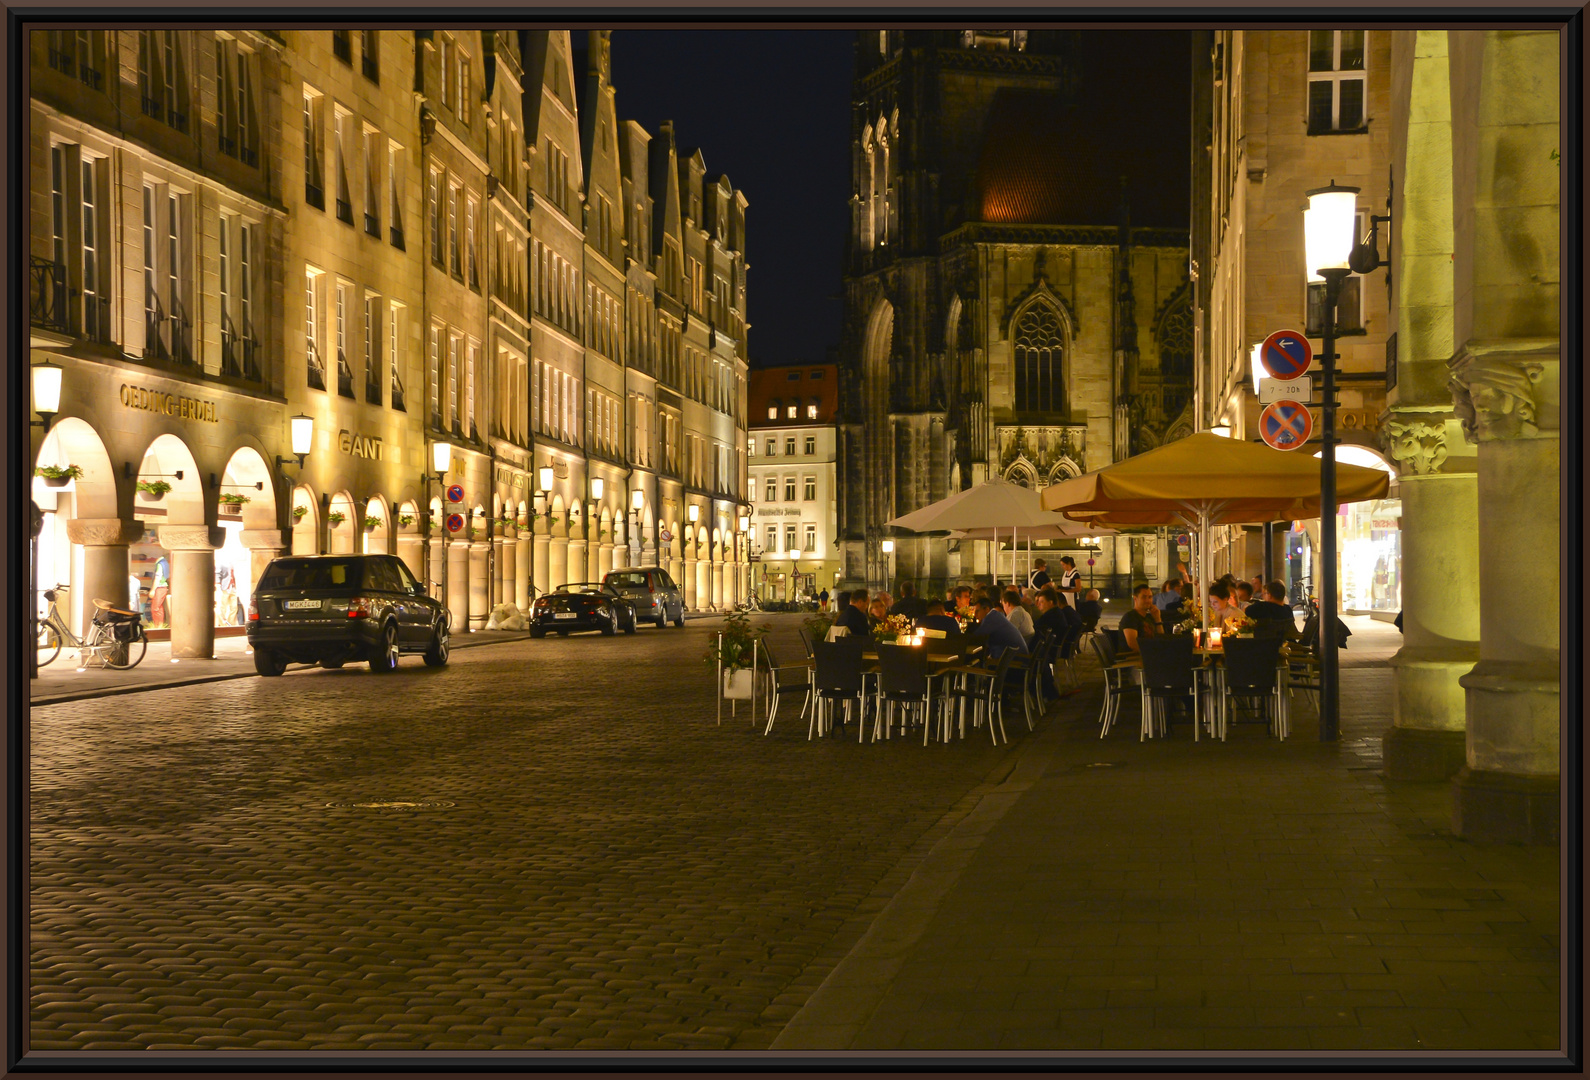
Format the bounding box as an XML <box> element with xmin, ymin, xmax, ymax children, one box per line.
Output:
<box><xmin>344</xmin><ymin>597</ymin><xmax>378</xmax><ymax>619</ymax></box>
<box><xmin>248</xmin><ymin>601</ymin><xmax>259</xmax><ymax>622</ymax></box>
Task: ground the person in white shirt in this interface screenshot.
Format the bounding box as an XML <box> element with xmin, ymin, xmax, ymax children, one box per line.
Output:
<box><xmin>1056</xmin><ymin>556</ymin><xmax>1081</xmax><ymax>597</ymax></box>
<box><xmin>1001</xmin><ymin>588</ymin><xmax>1036</xmax><ymax>641</ymax></box>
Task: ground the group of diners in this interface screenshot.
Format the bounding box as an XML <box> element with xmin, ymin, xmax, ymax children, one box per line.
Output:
<box><xmin>1116</xmin><ymin>570</ymin><xmax>1301</xmax><ymax>653</ymax></box>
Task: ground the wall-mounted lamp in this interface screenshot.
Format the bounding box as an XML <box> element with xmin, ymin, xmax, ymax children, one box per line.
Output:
<box><xmin>590</xmin><ymin>476</ymin><xmax>605</xmax><ymax>501</ymax></box>
<box><xmin>432</xmin><ymin>441</ymin><xmax>452</xmax><ymax>477</ymax></box>
<box><xmin>31</xmin><ymin>361</ymin><xmax>62</xmax><ymax>432</ymax></box>
<box><xmin>277</xmin><ymin>414</ymin><xmax>315</xmax><ymax>470</ymax></box>
<box><xmin>738</xmin><ymin>514</ymin><xmax>750</xmax><ymax>532</ymax></box>
<box><xmin>538</xmin><ymin>465</ymin><xmax>555</xmax><ymax>493</ymax></box>
<box><xmin>631</xmin><ymin>487</ymin><xmax>646</xmax><ymax>512</ymax></box>
<box><xmin>687</xmin><ymin>504</ymin><xmax>699</xmax><ymax>524</ymax></box>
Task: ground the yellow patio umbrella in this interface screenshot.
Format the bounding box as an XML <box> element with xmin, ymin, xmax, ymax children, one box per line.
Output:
<box><xmin>1040</xmin><ymin>432</ymin><xmax>1390</xmax><ymax>634</ymax></box>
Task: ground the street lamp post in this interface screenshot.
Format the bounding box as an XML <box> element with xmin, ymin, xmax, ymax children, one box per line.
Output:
<box><xmin>431</xmin><ymin>441</ymin><xmax>452</xmax><ymax>605</ymax></box>
<box><xmin>881</xmin><ymin>538</ymin><xmax>894</xmax><ymax>595</ymax></box>
<box><xmin>1303</xmin><ymin>182</ymin><xmax>1362</xmax><ymax>743</ymax></box>
<box><xmin>630</xmin><ymin>486</ymin><xmax>645</xmax><ymax>560</ymax></box>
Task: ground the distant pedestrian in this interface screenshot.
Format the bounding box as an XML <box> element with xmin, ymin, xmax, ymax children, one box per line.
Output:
<box><xmin>818</xmin><ymin>588</ymin><xmax>830</xmax><ymax>612</ymax></box>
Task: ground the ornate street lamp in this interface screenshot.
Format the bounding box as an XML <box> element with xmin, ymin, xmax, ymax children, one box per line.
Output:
<box><xmin>276</xmin><ymin>413</ymin><xmax>315</xmax><ymax>471</ymax></box>
<box><xmin>431</xmin><ymin>441</ymin><xmax>452</xmax><ymax>601</ymax></box>
<box><xmin>32</xmin><ymin>360</ymin><xmax>62</xmax><ymax>430</ymax></box>
<box><xmin>1303</xmin><ymin>181</ymin><xmax>1360</xmax><ymax>742</ymax></box>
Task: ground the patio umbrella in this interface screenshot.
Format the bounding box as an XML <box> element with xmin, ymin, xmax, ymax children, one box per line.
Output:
<box><xmin>886</xmin><ymin>477</ymin><xmax>1066</xmax><ymax>585</ymax></box>
<box><xmin>1040</xmin><ymin>432</ymin><xmax>1389</xmax><ymax>633</ymax></box>
<box><xmin>947</xmin><ymin>521</ymin><xmax>1117</xmax><ymax>587</ymax></box>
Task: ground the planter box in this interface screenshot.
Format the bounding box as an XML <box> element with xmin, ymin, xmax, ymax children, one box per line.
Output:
<box><xmin>722</xmin><ymin>668</ymin><xmax>755</xmax><ymax>700</ymax></box>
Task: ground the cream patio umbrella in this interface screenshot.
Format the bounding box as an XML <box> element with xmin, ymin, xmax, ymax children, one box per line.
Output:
<box><xmin>947</xmin><ymin>521</ymin><xmax>1118</xmax><ymax>589</ymax></box>
<box><xmin>886</xmin><ymin>476</ymin><xmax>1070</xmax><ymax>586</ymax></box>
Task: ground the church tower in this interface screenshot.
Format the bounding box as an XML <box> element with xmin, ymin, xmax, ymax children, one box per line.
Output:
<box><xmin>835</xmin><ymin>29</ymin><xmax>1192</xmax><ymax>594</ymax></box>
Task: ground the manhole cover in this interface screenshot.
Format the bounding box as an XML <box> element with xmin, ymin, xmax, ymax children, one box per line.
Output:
<box><xmin>324</xmin><ymin>800</ymin><xmax>455</xmax><ymax>811</ymax></box>
<box><xmin>1082</xmin><ymin>762</ymin><xmax>1124</xmax><ymax>769</ymax></box>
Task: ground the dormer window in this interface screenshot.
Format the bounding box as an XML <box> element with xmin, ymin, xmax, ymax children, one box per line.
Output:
<box><xmin>767</xmin><ymin>400</ymin><xmax>778</xmax><ymax>420</ymax></box>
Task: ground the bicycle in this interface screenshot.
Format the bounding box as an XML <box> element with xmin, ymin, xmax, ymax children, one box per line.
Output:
<box><xmin>36</xmin><ymin>586</ymin><xmax>148</xmax><ymax>670</ymax></box>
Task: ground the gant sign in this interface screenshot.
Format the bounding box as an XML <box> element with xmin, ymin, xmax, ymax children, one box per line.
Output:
<box><xmin>338</xmin><ymin>430</ymin><xmax>384</xmax><ymax>460</ymax></box>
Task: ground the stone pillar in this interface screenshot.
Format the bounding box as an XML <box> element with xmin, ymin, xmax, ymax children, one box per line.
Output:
<box><xmin>598</xmin><ymin>541</ymin><xmax>614</xmax><ymax>578</ymax></box>
<box><xmin>428</xmin><ymin>537</ymin><xmax>446</xmax><ymax>594</ymax></box>
<box><xmin>515</xmin><ymin>535</ymin><xmax>532</xmax><ymax>608</ymax></box>
<box><xmin>66</xmin><ymin>518</ymin><xmax>143</xmax><ymax>635</ymax></box>
<box><xmin>498</xmin><ymin>533</ymin><xmax>516</xmax><ymax>611</ymax></box>
<box><xmin>468</xmin><ymin>541</ymin><xmax>489</xmax><ymax>630</ymax></box>
<box><xmin>1383</xmin><ymin>418</ymin><xmax>1478</xmax><ymax>779</ymax></box>
<box><xmin>533</xmin><ymin>531</ymin><xmax>550</xmax><ymax>599</ymax></box>
<box><xmin>491</xmin><ymin>536</ymin><xmax>505</xmax><ymax>607</ymax></box>
<box><xmin>697</xmin><ymin>553</ymin><xmax>712</xmax><ymax>611</ymax></box>
<box><xmin>710</xmin><ymin>558</ymin><xmax>724</xmax><ymax>610</ymax></box>
<box><xmin>568</xmin><ymin>537</ymin><xmax>587</xmax><ymax>586</ymax></box>
<box><xmin>158</xmin><ymin>525</ymin><xmax>224</xmax><ymax>659</ymax></box>
<box><xmin>682</xmin><ymin>554</ymin><xmax>698</xmax><ymax>609</ymax></box>
<box><xmin>548</xmin><ymin>534</ymin><xmax>568</xmax><ymax>593</ymax></box>
<box><xmin>240</xmin><ymin>529</ymin><xmax>287</xmax><ymax>602</ymax></box>
<box><xmin>447</xmin><ymin>539</ymin><xmax>471</xmax><ymax>630</ymax></box>
<box><xmin>396</xmin><ymin>533</ymin><xmax>425</xmax><ymax>587</ymax></box>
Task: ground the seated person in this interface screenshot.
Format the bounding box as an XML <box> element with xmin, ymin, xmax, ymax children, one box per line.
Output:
<box><xmin>1243</xmin><ymin>580</ymin><xmax>1297</xmax><ymax>630</ymax></box>
<box><xmin>1001</xmin><ymin>588</ymin><xmax>1036</xmax><ymax>641</ymax></box>
<box><xmin>1207</xmin><ymin>581</ymin><xmax>1239</xmax><ymax>624</ymax></box>
<box><xmin>915</xmin><ymin>599</ymin><xmax>962</xmax><ymax>635</ymax></box>
<box><xmin>889</xmin><ymin>581</ymin><xmax>929</xmax><ymax>620</ymax></box>
<box><xmin>1075</xmin><ymin>589</ymin><xmax>1104</xmax><ymax>629</ymax></box>
<box><xmin>1117</xmin><ymin>583</ymin><xmax>1162</xmax><ymax>653</ymax></box>
<box><xmin>1154</xmin><ymin>579</ymin><xmax>1182</xmax><ymax>613</ymax></box>
<box><xmin>867</xmin><ymin>598</ymin><xmax>889</xmax><ymax>627</ymax></box>
<box><xmin>950</xmin><ymin>585</ymin><xmax>975</xmax><ymax>620</ymax></box>
<box><xmin>970</xmin><ymin>596</ymin><xmax>1029</xmax><ymax>660</ymax></box>
<box><xmin>1039</xmin><ymin>587</ymin><xmax>1084</xmax><ymax>638</ymax></box>
<box><xmin>1233</xmin><ymin>581</ymin><xmax>1254</xmax><ymax>610</ymax></box>
<box><xmin>831</xmin><ymin>588</ymin><xmax>871</xmax><ymax>637</ymax></box>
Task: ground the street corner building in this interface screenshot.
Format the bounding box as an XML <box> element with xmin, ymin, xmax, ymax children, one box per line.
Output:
<box><xmin>834</xmin><ymin>30</ymin><xmax>1195</xmax><ymax>596</ymax></box>
<box><xmin>27</xmin><ymin>29</ymin><xmax>754</xmax><ymax>661</ymax></box>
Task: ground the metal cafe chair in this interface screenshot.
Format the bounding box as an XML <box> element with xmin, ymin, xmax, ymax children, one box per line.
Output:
<box><xmin>1056</xmin><ymin>623</ymin><xmax>1085</xmax><ymax>692</ymax></box>
<box><xmin>810</xmin><ymin>637</ymin><xmax>867</xmax><ymax>740</ymax></box>
<box><xmin>873</xmin><ymin>642</ymin><xmax>934</xmax><ymax>742</ymax></box>
<box><xmin>1091</xmin><ymin>631</ymin><xmax>1141</xmax><ymax>739</ymax></box>
<box><xmin>1220</xmin><ymin>636</ymin><xmax>1288</xmax><ymax>740</ymax></box>
<box><xmin>1012</xmin><ymin>628</ymin><xmax>1055</xmax><ymax>730</ymax></box>
<box><xmin>760</xmin><ymin>642</ymin><xmax>814</xmax><ymax>736</ymax></box>
<box><xmin>1137</xmin><ymin>636</ymin><xmax>1199</xmax><ymax>742</ymax></box>
<box><xmin>942</xmin><ymin>647</ymin><xmax>1019</xmax><ymax>746</ymax></box>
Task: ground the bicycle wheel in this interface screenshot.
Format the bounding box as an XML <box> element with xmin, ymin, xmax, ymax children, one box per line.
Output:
<box><xmin>36</xmin><ymin>621</ymin><xmax>62</xmax><ymax>667</ymax></box>
<box><xmin>119</xmin><ymin>626</ymin><xmax>148</xmax><ymax>669</ymax></box>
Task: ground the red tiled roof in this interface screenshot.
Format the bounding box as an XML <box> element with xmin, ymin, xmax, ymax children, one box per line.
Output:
<box><xmin>748</xmin><ymin>364</ymin><xmax>838</xmax><ymax>429</ymax></box>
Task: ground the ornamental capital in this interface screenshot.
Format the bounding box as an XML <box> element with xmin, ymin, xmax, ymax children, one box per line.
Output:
<box><xmin>1447</xmin><ymin>341</ymin><xmax>1554</xmax><ymax>443</ymax></box>
<box><xmin>1380</xmin><ymin>416</ymin><xmax>1448</xmax><ymax>475</ymax></box>
<box><xmin>65</xmin><ymin>517</ymin><xmax>145</xmax><ymax>547</ymax></box>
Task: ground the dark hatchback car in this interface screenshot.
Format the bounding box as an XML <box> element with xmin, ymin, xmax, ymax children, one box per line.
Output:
<box><xmin>248</xmin><ymin>554</ymin><xmax>450</xmax><ymax>675</ymax></box>
<box><xmin>529</xmin><ymin>583</ymin><xmax>639</xmax><ymax>637</ymax></box>
<box><xmin>602</xmin><ymin>567</ymin><xmax>685</xmax><ymax>628</ymax></box>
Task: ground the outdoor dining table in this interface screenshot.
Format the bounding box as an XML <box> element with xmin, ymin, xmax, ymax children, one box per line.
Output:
<box><xmin>1189</xmin><ymin>643</ymin><xmax>1292</xmax><ymax>740</ymax></box>
<box><xmin>858</xmin><ymin>640</ymin><xmax>988</xmax><ymax>741</ymax></box>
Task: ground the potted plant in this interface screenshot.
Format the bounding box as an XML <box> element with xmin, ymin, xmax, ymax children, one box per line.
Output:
<box><xmin>292</xmin><ymin>504</ymin><xmax>309</xmax><ymax>522</ymax></box>
<box><xmin>873</xmin><ymin>613</ymin><xmax>914</xmax><ymax>645</ymax></box>
<box><xmin>218</xmin><ymin>492</ymin><xmax>251</xmax><ymax>508</ymax></box>
<box><xmin>363</xmin><ymin>515</ymin><xmax>383</xmax><ymax>532</ymax></box>
<box><xmin>703</xmin><ymin>609</ymin><xmax>768</xmax><ymax>700</ymax></box>
<box><xmin>802</xmin><ymin>610</ymin><xmax>835</xmax><ymax>642</ymax></box>
<box><xmin>398</xmin><ymin>514</ymin><xmax>414</xmax><ymax>529</ymax></box>
<box><xmin>327</xmin><ymin>511</ymin><xmax>346</xmax><ymax>528</ymax></box>
<box><xmin>136</xmin><ymin>479</ymin><xmax>172</xmax><ymax>501</ymax></box>
<box><xmin>467</xmin><ymin>525</ymin><xmax>481</xmax><ymax>540</ymax></box>
<box><xmin>34</xmin><ymin>464</ymin><xmax>83</xmax><ymax>488</ymax></box>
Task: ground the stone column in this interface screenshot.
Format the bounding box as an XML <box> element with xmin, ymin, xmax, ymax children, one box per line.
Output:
<box><xmin>65</xmin><ymin>518</ymin><xmax>143</xmax><ymax>636</ymax></box>
<box><xmin>240</xmin><ymin>529</ymin><xmax>287</xmax><ymax>601</ymax></box>
<box><xmin>697</xmin><ymin>554</ymin><xmax>712</xmax><ymax>611</ymax></box>
<box><xmin>467</xmin><ymin>541</ymin><xmax>489</xmax><ymax>630</ymax></box>
<box><xmin>567</xmin><ymin>537</ymin><xmax>587</xmax><ymax>586</ymax></box>
<box><xmin>682</xmin><ymin>553</ymin><xmax>698</xmax><ymax>609</ymax></box>
<box><xmin>1448</xmin><ymin>343</ymin><xmax>1559</xmax><ymax>842</ymax></box>
<box><xmin>515</xmin><ymin>535</ymin><xmax>532</xmax><ymax>608</ymax></box>
<box><xmin>598</xmin><ymin>541</ymin><xmax>614</xmax><ymax>578</ymax></box>
<box><xmin>1382</xmin><ymin>417</ymin><xmax>1478</xmax><ymax>779</ymax></box>
<box><xmin>447</xmin><ymin>539</ymin><xmax>471</xmax><ymax>631</ymax></box>
<box><xmin>428</xmin><ymin>537</ymin><xmax>445</xmax><ymax>594</ymax></box>
<box><xmin>710</xmin><ymin>557</ymin><xmax>724</xmax><ymax>610</ymax></box>
<box><xmin>396</xmin><ymin>533</ymin><xmax>425</xmax><ymax>586</ymax></box>
<box><xmin>491</xmin><ymin>536</ymin><xmax>505</xmax><ymax>607</ymax></box>
<box><xmin>498</xmin><ymin>533</ymin><xmax>516</xmax><ymax>611</ymax></box>
<box><xmin>158</xmin><ymin>525</ymin><xmax>223</xmax><ymax>659</ymax></box>
<box><xmin>548</xmin><ymin>533</ymin><xmax>568</xmax><ymax>593</ymax></box>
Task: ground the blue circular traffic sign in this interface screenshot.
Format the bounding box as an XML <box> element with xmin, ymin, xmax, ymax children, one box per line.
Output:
<box><xmin>1260</xmin><ymin>329</ymin><xmax>1313</xmax><ymax>380</ymax></box>
<box><xmin>446</xmin><ymin>484</ymin><xmax>464</xmax><ymax>503</ymax></box>
<box><xmin>446</xmin><ymin>513</ymin><xmax>465</xmax><ymax>533</ymax></box>
<box><xmin>1260</xmin><ymin>399</ymin><xmax>1314</xmax><ymax>451</ymax></box>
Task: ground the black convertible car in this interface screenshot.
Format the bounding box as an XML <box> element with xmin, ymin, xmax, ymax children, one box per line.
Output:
<box><xmin>529</xmin><ymin>583</ymin><xmax>639</xmax><ymax>637</ymax></box>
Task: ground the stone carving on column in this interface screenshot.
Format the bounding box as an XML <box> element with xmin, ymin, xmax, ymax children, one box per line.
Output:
<box><xmin>158</xmin><ymin>526</ymin><xmax>225</xmax><ymax>550</ymax></box>
<box><xmin>65</xmin><ymin>518</ymin><xmax>145</xmax><ymax>546</ymax></box>
<box><xmin>1447</xmin><ymin>352</ymin><xmax>1545</xmax><ymax>443</ymax></box>
<box><xmin>1381</xmin><ymin>417</ymin><xmax>1449</xmax><ymax>475</ymax></box>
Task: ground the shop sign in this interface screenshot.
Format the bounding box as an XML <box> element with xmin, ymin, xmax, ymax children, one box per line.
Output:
<box><xmin>120</xmin><ymin>384</ymin><xmax>219</xmax><ymax>424</ymax></box>
<box><xmin>337</xmin><ymin>429</ymin><xmax>384</xmax><ymax>460</ymax></box>
<box><xmin>494</xmin><ymin>467</ymin><xmax>527</xmax><ymax>490</ymax></box>
<box><xmin>1370</xmin><ymin>518</ymin><xmax>1399</xmax><ymax>530</ymax></box>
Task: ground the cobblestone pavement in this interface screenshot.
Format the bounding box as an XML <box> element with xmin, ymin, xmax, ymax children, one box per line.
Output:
<box><xmin>775</xmin><ymin>618</ymin><xmax>1562</xmax><ymax>1055</ymax></box>
<box><xmin>28</xmin><ymin>615</ymin><xmax>1017</xmax><ymax>1053</ymax></box>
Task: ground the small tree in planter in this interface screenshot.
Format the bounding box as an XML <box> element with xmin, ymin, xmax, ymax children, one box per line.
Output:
<box><xmin>34</xmin><ymin>464</ymin><xmax>83</xmax><ymax>488</ymax></box>
<box><xmin>703</xmin><ymin>609</ymin><xmax>770</xmax><ymax>707</ymax></box>
<box><xmin>327</xmin><ymin>511</ymin><xmax>346</xmax><ymax>528</ymax></box>
<box><xmin>136</xmin><ymin>479</ymin><xmax>172</xmax><ymax>501</ymax></box>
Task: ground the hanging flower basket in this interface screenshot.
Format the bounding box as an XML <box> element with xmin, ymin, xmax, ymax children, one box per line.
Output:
<box><xmin>363</xmin><ymin>515</ymin><xmax>383</xmax><ymax>532</ymax></box>
<box><xmin>136</xmin><ymin>480</ymin><xmax>172</xmax><ymax>502</ymax></box>
<box><xmin>327</xmin><ymin>511</ymin><xmax>347</xmax><ymax>528</ymax></box>
<box><xmin>35</xmin><ymin>464</ymin><xmax>82</xmax><ymax>488</ymax></box>
<box><xmin>218</xmin><ymin>493</ymin><xmax>251</xmax><ymax>507</ymax></box>
<box><xmin>293</xmin><ymin>505</ymin><xmax>310</xmax><ymax>521</ymax></box>
<box><xmin>398</xmin><ymin>515</ymin><xmax>414</xmax><ymax>528</ymax></box>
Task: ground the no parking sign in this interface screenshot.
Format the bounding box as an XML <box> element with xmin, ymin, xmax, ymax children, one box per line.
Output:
<box><xmin>1259</xmin><ymin>400</ymin><xmax>1314</xmax><ymax>451</ymax></box>
<box><xmin>1259</xmin><ymin>329</ymin><xmax>1313</xmax><ymax>380</ymax></box>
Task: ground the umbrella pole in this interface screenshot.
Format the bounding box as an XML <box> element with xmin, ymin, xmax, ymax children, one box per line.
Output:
<box><xmin>1199</xmin><ymin>508</ymin><xmax>1211</xmax><ymax>639</ymax></box>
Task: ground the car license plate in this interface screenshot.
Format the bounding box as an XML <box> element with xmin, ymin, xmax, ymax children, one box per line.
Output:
<box><xmin>554</xmin><ymin>612</ymin><xmax>578</xmax><ymax>619</ymax></box>
<box><xmin>283</xmin><ymin>599</ymin><xmax>321</xmax><ymax>610</ymax></box>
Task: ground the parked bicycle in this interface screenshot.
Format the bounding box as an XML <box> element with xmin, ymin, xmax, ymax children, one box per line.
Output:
<box><xmin>36</xmin><ymin>586</ymin><xmax>148</xmax><ymax>670</ymax></box>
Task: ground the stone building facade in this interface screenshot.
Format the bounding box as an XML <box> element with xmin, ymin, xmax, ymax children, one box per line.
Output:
<box><xmin>27</xmin><ymin>28</ymin><xmax>751</xmax><ymax>667</ymax></box>
<box><xmin>748</xmin><ymin>365</ymin><xmax>840</xmax><ymax>601</ymax></box>
<box><xmin>835</xmin><ymin>30</ymin><xmax>1191</xmax><ymax>596</ymax></box>
<box><xmin>1191</xmin><ymin>29</ymin><xmax>1399</xmax><ymax>596</ymax></box>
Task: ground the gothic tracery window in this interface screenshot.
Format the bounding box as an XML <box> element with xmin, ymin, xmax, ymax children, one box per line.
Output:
<box><xmin>1013</xmin><ymin>302</ymin><xmax>1064</xmax><ymax>414</ymax></box>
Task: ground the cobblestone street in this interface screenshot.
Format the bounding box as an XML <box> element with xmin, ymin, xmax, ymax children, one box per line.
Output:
<box><xmin>29</xmin><ymin>616</ymin><xmax>1012</xmax><ymax>1052</ymax></box>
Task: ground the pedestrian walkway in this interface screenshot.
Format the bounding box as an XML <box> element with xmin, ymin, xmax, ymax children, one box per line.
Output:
<box><xmin>772</xmin><ymin>617</ymin><xmax>1561</xmax><ymax>1054</ymax></box>
<box><xmin>29</xmin><ymin>611</ymin><xmax>729</xmax><ymax>706</ymax></box>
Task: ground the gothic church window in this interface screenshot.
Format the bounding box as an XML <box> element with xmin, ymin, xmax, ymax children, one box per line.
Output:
<box><xmin>1013</xmin><ymin>302</ymin><xmax>1065</xmax><ymax>414</ymax></box>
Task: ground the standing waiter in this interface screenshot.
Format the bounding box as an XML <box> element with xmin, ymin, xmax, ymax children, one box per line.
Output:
<box><xmin>1028</xmin><ymin>558</ymin><xmax>1051</xmax><ymax>590</ymax></box>
<box><xmin>1056</xmin><ymin>555</ymin><xmax>1081</xmax><ymax>597</ymax></box>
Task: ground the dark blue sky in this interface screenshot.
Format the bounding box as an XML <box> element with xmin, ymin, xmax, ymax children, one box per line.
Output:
<box><xmin>605</xmin><ymin>31</ymin><xmax>854</xmax><ymax>370</ymax></box>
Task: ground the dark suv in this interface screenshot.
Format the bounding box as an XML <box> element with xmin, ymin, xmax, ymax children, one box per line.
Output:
<box><xmin>248</xmin><ymin>554</ymin><xmax>449</xmax><ymax>676</ymax></box>
<box><xmin>602</xmin><ymin>567</ymin><xmax>685</xmax><ymax>628</ymax></box>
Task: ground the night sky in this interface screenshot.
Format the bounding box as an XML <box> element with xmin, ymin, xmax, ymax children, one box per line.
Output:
<box><xmin>601</xmin><ymin>30</ymin><xmax>1190</xmax><ymax>372</ymax></box>
<box><xmin>605</xmin><ymin>31</ymin><xmax>854</xmax><ymax>370</ymax></box>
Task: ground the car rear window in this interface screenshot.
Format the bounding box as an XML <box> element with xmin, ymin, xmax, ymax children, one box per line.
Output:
<box><xmin>607</xmin><ymin>571</ymin><xmax>649</xmax><ymax>588</ymax></box>
<box><xmin>258</xmin><ymin>559</ymin><xmax>364</xmax><ymax>591</ymax></box>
